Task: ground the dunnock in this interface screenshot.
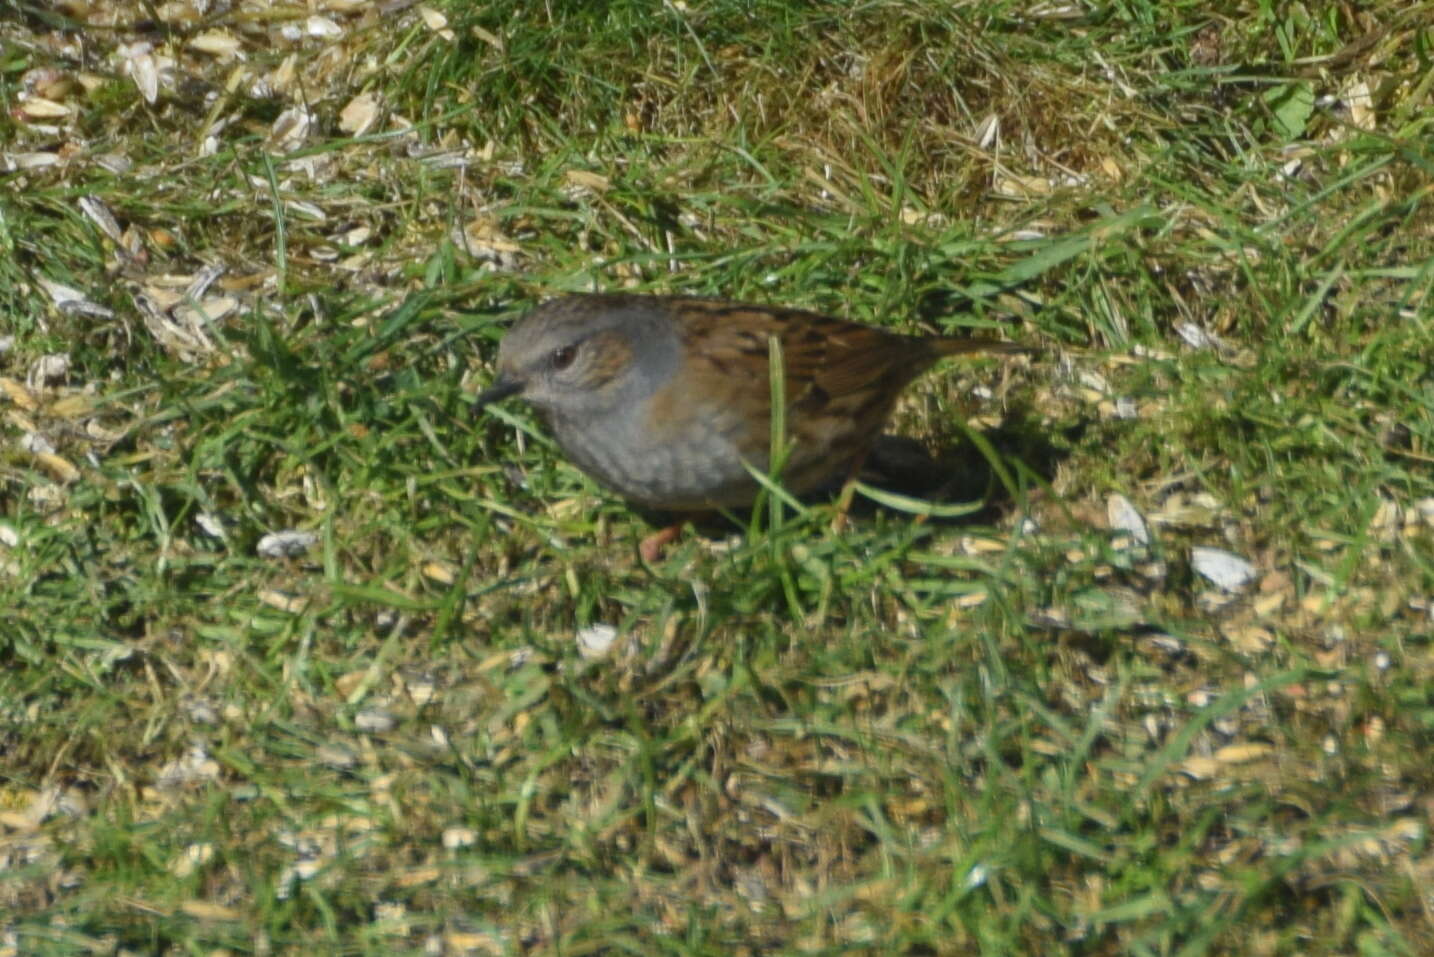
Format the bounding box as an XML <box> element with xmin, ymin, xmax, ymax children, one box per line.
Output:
<box><xmin>477</xmin><ymin>294</ymin><xmax>1024</xmax><ymax>554</ymax></box>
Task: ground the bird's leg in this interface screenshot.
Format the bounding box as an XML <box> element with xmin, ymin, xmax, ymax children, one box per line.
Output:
<box><xmin>639</xmin><ymin>520</ymin><xmax>688</xmax><ymax>562</ymax></box>
<box><xmin>829</xmin><ymin>454</ymin><xmax>869</xmax><ymax>532</ymax></box>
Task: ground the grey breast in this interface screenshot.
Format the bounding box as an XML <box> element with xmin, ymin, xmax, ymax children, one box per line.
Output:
<box><xmin>550</xmin><ymin>388</ymin><xmax>761</xmax><ymax>509</ymax></box>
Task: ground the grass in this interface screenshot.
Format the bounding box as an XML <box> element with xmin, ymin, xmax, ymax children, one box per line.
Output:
<box><xmin>2</xmin><ymin>0</ymin><xmax>1433</xmax><ymax>953</ymax></box>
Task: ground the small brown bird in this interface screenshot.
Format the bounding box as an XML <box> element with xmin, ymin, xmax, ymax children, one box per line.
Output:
<box><xmin>477</xmin><ymin>294</ymin><xmax>1024</xmax><ymax>556</ymax></box>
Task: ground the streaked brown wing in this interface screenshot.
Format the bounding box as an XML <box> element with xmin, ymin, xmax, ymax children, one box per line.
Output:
<box><xmin>659</xmin><ymin>298</ymin><xmax>936</xmax><ymax>491</ymax></box>
<box><xmin>799</xmin><ymin>318</ymin><xmax>937</xmax><ymax>408</ymax></box>
<box><xmin>666</xmin><ymin>297</ymin><xmax>929</xmax><ymax>411</ymax></box>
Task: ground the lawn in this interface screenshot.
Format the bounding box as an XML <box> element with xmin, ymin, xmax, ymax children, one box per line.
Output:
<box><xmin>2</xmin><ymin>0</ymin><xmax>1433</xmax><ymax>953</ymax></box>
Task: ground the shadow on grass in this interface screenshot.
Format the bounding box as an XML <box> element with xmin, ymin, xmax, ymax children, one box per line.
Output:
<box><xmin>637</xmin><ymin>401</ymin><xmax>1075</xmax><ymax>541</ymax></box>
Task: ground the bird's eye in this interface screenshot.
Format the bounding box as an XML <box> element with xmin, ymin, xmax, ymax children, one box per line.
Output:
<box><xmin>550</xmin><ymin>345</ymin><xmax>578</xmax><ymax>370</ymax></box>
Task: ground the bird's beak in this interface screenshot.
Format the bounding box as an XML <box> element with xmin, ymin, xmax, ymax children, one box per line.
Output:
<box><xmin>475</xmin><ymin>374</ymin><xmax>524</xmax><ymax>409</ymax></box>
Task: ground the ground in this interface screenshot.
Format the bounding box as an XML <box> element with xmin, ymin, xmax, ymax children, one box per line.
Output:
<box><xmin>2</xmin><ymin>1</ymin><xmax>1433</xmax><ymax>954</ymax></box>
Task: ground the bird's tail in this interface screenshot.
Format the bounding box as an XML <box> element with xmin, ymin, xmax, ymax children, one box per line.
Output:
<box><xmin>930</xmin><ymin>337</ymin><xmax>1032</xmax><ymax>357</ymax></box>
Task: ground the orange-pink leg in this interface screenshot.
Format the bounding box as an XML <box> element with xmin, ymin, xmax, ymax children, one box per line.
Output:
<box><xmin>829</xmin><ymin>455</ymin><xmax>869</xmax><ymax>532</ymax></box>
<box><xmin>639</xmin><ymin>522</ymin><xmax>686</xmax><ymax>562</ymax></box>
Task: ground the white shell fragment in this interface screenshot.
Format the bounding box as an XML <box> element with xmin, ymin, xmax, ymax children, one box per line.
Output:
<box><xmin>18</xmin><ymin>96</ymin><xmax>71</xmax><ymax>119</ymax></box>
<box><xmin>267</xmin><ymin>107</ymin><xmax>313</xmax><ymax>153</ymax></box>
<box><xmin>1191</xmin><ymin>546</ymin><xmax>1257</xmax><ymax>592</ymax></box>
<box><xmin>195</xmin><ymin>512</ymin><xmax>228</xmax><ymax>540</ymax></box>
<box><xmin>305</xmin><ymin>15</ymin><xmax>344</xmax><ymax>38</ymax></box>
<box><xmin>94</xmin><ymin>153</ymin><xmax>133</xmax><ymax>175</ymax></box>
<box><xmin>257</xmin><ymin>530</ymin><xmax>318</xmax><ymax>558</ymax></box>
<box><xmin>28</xmin><ymin>353</ymin><xmax>70</xmax><ymax>386</ymax></box>
<box><xmin>36</xmin><ymin>279</ymin><xmax>113</xmax><ymax>319</ymax></box>
<box><xmin>975</xmin><ymin>114</ymin><xmax>999</xmax><ymax>149</ymax></box>
<box><xmin>419</xmin><ymin>6</ymin><xmax>449</xmax><ymax>31</ymax></box>
<box><xmin>173</xmin><ymin>296</ymin><xmax>239</xmax><ymax>328</ymax></box>
<box><xmin>354</xmin><ymin>707</ymin><xmax>396</xmax><ymax>733</ymax></box>
<box><xmin>115</xmin><ymin>42</ymin><xmax>162</xmax><ymax>104</ymax></box>
<box><xmin>78</xmin><ymin>196</ymin><xmax>124</xmax><ymax>243</ymax></box>
<box><xmin>189</xmin><ymin>31</ymin><xmax>244</xmax><ymax>58</ymax></box>
<box><xmin>339</xmin><ymin>93</ymin><xmax>380</xmax><ymax>135</ymax></box>
<box><xmin>1106</xmin><ymin>493</ymin><xmax>1150</xmax><ymax>545</ymax></box>
<box><xmin>20</xmin><ymin>432</ymin><xmax>56</xmax><ymax>455</ymax></box>
<box><xmin>441</xmin><ymin>826</ymin><xmax>477</xmax><ymax>850</ymax></box>
<box><xmin>4</xmin><ymin>152</ymin><xmax>61</xmax><ymax>170</ymax></box>
<box><xmin>169</xmin><ymin>842</ymin><xmax>214</xmax><ymax>878</ymax></box>
<box><xmin>1175</xmin><ymin>323</ymin><xmax>1224</xmax><ymax>351</ymax></box>
<box><xmin>576</xmin><ymin>624</ymin><xmax>619</xmax><ymax>660</ymax></box>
